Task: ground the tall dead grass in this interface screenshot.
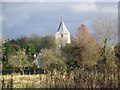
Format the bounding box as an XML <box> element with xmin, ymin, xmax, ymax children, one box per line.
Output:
<box><xmin>2</xmin><ymin>68</ymin><xmax>120</xmax><ymax>88</ymax></box>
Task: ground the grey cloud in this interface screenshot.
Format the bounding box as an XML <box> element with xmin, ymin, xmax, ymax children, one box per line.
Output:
<box><xmin>2</xmin><ymin>2</ymin><xmax>118</xmax><ymax>39</ymax></box>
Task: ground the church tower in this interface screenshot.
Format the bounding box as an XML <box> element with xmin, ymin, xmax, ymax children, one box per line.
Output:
<box><xmin>55</xmin><ymin>16</ymin><xmax>70</xmax><ymax>47</ymax></box>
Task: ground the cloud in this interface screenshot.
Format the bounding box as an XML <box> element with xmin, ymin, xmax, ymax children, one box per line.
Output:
<box><xmin>2</xmin><ymin>0</ymin><xmax>119</xmax><ymax>2</ymax></box>
<box><xmin>96</xmin><ymin>2</ymin><xmax>118</xmax><ymax>15</ymax></box>
<box><xmin>71</xmin><ymin>2</ymin><xmax>98</xmax><ymax>13</ymax></box>
<box><xmin>70</xmin><ymin>2</ymin><xmax>118</xmax><ymax>15</ymax></box>
<box><xmin>2</xmin><ymin>2</ymin><xmax>118</xmax><ymax>39</ymax></box>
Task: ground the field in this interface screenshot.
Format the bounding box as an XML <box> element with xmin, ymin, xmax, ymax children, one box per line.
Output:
<box><xmin>2</xmin><ymin>68</ymin><xmax>120</xmax><ymax>89</ymax></box>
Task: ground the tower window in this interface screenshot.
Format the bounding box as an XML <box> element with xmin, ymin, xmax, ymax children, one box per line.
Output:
<box><xmin>61</xmin><ymin>34</ymin><xmax>63</xmax><ymax>37</ymax></box>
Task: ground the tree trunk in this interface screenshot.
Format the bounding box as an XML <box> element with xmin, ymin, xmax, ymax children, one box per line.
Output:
<box><xmin>20</xmin><ymin>68</ymin><xmax>24</xmax><ymax>75</ymax></box>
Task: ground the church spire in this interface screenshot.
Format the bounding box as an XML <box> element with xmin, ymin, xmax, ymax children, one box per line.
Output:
<box><xmin>55</xmin><ymin>16</ymin><xmax>71</xmax><ymax>47</ymax></box>
<box><xmin>57</xmin><ymin>16</ymin><xmax>70</xmax><ymax>34</ymax></box>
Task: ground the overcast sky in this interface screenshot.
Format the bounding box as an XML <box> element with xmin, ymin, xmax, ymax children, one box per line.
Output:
<box><xmin>2</xmin><ymin>1</ymin><xmax>118</xmax><ymax>39</ymax></box>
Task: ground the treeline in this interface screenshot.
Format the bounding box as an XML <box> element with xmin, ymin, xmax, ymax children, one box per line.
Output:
<box><xmin>3</xmin><ymin>35</ymin><xmax>55</xmax><ymax>58</ymax></box>
<box><xmin>2</xmin><ymin>35</ymin><xmax>56</xmax><ymax>74</ymax></box>
<box><xmin>1</xmin><ymin>24</ymin><xmax>120</xmax><ymax>75</ymax></box>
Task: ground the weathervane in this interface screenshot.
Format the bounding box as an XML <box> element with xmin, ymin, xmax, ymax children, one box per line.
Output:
<box><xmin>61</xmin><ymin>15</ymin><xmax>63</xmax><ymax>21</ymax></box>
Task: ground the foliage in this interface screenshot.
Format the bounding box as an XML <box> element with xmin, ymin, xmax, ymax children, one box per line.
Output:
<box><xmin>114</xmin><ymin>43</ymin><xmax>120</xmax><ymax>68</ymax></box>
<box><xmin>26</xmin><ymin>43</ymin><xmax>36</xmax><ymax>57</ymax></box>
<box><xmin>92</xmin><ymin>14</ymin><xmax>117</xmax><ymax>67</ymax></box>
<box><xmin>1</xmin><ymin>19</ymin><xmax>118</xmax><ymax>75</ymax></box>
<box><xmin>98</xmin><ymin>45</ymin><xmax>117</xmax><ymax>68</ymax></box>
<box><xmin>1</xmin><ymin>12</ymin><xmax>119</xmax><ymax>89</ymax></box>
<box><xmin>39</xmin><ymin>48</ymin><xmax>67</xmax><ymax>71</ymax></box>
<box><xmin>3</xmin><ymin>42</ymin><xmax>16</xmax><ymax>61</ymax></box>
<box><xmin>61</xmin><ymin>41</ymin><xmax>82</xmax><ymax>69</ymax></box>
<box><xmin>8</xmin><ymin>49</ymin><xmax>31</xmax><ymax>74</ymax></box>
<box><xmin>2</xmin><ymin>35</ymin><xmax>56</xmax><ymax>73</ymax></box>
<box><xmin>75</xmin><ymin>24</ymin><xmax>101</xmax><ymax>67</ymax></box>
<box><xmin>12</xmin><ymin>44</ymin><xmax>21</xmax><ymax>52</ymax></box>
<box><xmin>114</xmin><ymin>43</ymin><xmax>120</xmax><ymax>60</ymax></box>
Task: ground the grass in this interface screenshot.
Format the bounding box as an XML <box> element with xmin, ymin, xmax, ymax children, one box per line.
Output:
<box><xmin>2</xmin><ymin>68</ymin><xmax>120</xmax><ymax>88</ymax></box>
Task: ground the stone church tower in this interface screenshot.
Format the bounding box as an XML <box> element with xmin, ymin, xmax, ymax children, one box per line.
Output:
<box><xmin>55</xmin><ymin>16</ymin><xmax>70</xmax><ymax>47</ymax></box>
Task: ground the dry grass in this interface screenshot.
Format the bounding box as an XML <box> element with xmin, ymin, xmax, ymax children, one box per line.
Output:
<box><xmin>2</xmin><ymin>68</ymin><xmax>120</xmax><ymax>88</ymax></box>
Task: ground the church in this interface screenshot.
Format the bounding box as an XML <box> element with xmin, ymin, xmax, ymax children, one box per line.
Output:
<box><xmin>55</xmin><ymin>16</ymin><xmax>71</xmax><ymax>47</ymax></box>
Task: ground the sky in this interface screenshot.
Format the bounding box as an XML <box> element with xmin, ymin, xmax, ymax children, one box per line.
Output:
<box><xmin>1</xmin><ymin>1</ymin><xmax>118</xmax><ymax>39</ymax></box>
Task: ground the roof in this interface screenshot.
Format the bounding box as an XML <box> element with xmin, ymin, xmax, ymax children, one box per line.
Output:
<box><xmin>32</xmin><ymin>58</ymin><xmax>45</xmax><ymax>69</ymax></box>
<box><xmin>56</xmin><ymin>20</ymin><xmax>70</xmax><ymax>35</ymax></box>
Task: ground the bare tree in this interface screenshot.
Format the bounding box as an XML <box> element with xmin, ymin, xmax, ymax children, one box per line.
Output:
<box><xmin>92</xmin><ymin>13</ymin><xmax>117</xmax><ymax>67</ymax></box>
<box><xmin>92</xmin><ymin>13</ymin><xmax>118</xmax><ymax>45</ymax></box>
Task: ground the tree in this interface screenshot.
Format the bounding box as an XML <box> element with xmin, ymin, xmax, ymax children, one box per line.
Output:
<box><xmin>75</xmin><ymin>24</ymin><xmax>101</xmax><ymax>67</ymax></box>
<box><xmin>12</xmin><ymin>44</ymin><xmax>21</xmax><ymax>52</ymax></box>
<box><xmin>3</xmin><ymin>42</ymin><xmax>16</xmax><ymax>61</ymax></box>
<box><xmin>40</xmin><ymin>35</ymin><xmax>55</xmax><ymax>49</ymax></box>
<box><xmin>26</xmin><ymin>43</ymin><xmax>36</xmax><ymax>57</ymax></box>
<box><xmin>114</xmin><ymin>43</ymin><xmax>120</xmax><ymax>60</ymax></box>
<box><xmin>92</xmin><ymin>13</ymin><xmax>117</xmax><ymax>65</ymax></box>
<box><xmin>61</xmin><ymin>24</ymin><xmax>101</xmax><ymax>70</ymax></box>
<box><xmin>114</xmin><ymin>43</ymin><xmax>120</xmax><ymax>68</ymax></box>
<box><xmin>92</xmin><ymin>13</ymin><xmax>117</xmax><ymax>44</ymax></box>
<box><xmin>61</xmin><ymin>41</ymin><xmax>82</xmax><ymax>69</ymax></box>
<box><xmin>16</xmin><ymin>37</ymin><xmax>30</xmax><ymax>48</ymax></box>
<box><xmin>8</xmin><ymin>49</ymin><xmax>31</xmax><ymax>74</ymax></box>
<box><xmin>39</xmin><ymin>48</ymin><xmax>67</xmax><ymax>72</ymax></box>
